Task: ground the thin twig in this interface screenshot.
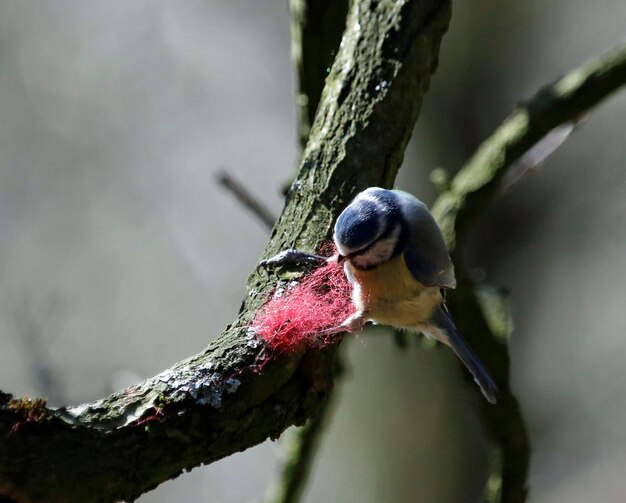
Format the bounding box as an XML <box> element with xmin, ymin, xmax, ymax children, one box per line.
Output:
<box><xmin>217</xmin><ymin>170</ymin><xmax>277</xmax><ymax>230</ymax></box>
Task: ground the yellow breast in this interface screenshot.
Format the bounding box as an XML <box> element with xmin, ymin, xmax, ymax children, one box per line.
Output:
<box><xmin>347</xmin><ymin>255</ymin><xmax>441</xmax><ymax>329</ymax></box>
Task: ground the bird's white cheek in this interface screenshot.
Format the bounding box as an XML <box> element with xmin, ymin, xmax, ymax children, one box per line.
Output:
<box><xmin>353</xmin><ymin>227</ymin><xmax>400</xmax><ymax>268</ymax></box>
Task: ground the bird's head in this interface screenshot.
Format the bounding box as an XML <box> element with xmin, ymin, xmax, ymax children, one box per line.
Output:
<box><xmin>333</xmin><ymin>188</ymin><xmax>407</xmax><ymax>269</ymax></box>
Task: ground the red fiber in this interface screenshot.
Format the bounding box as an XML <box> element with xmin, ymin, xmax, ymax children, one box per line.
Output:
<box><xmin>251</xmin><ymin>249</ymin><xmax>355</xmax><ymax>355</ymax></box>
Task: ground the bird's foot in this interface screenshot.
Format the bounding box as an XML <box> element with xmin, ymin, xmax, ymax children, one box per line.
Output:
<box><xmin>258</xmin><ymin>249</ymin><xmax>330</xmax><ymax>269</ymax></box>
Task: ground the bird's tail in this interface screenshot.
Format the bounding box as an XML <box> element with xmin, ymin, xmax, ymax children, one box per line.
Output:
<box><xmin>430</xmin><ymin>306</ymin><xmax>499</xmax><ymax>404</ymax></box>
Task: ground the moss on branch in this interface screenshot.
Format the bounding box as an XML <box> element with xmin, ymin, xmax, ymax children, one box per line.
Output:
<box><xmin>433</xmin><ymin>43</ymin><xmax>626</xmax><ymax>249</ymax></box>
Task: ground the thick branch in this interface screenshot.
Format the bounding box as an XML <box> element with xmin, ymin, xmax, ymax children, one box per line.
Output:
<box><xmin>0</xmin><ymin>2</ymin><xmax>452</xmax><ymax>502</ymax></box>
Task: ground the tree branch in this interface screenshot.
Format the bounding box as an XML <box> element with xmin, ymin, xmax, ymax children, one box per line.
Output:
<box><xmin>217</xmin><ymin>170</ymin><xmax>278</xmax><ymax>229</ymax></box>
<box><xmin>432</xmin><ymin>42</ymin><xmax>626</xmax><ymax>503</ymax></box>
<box><xmin>265</xmin><ymin>366</ymin><xmax>339</xmax><ymax>503</ymax></box>
<box><xmin>433</xmin><ymin>42</ymin><xmax>626</xmax><ymax>249</ymax></box>
<box><xmin>289</xmin><ymin>0</ymin><xmax>349</xmax><ymax>148</ymax></box>
<box><xmin>0</xmin><ymin>1</ymin><xmax>452</xmax><ymax>501</ymax></box>
<box><xmin>265</xmin><ymin>3</ymin><xmax>350</xmax><ymax>502</ymax></box>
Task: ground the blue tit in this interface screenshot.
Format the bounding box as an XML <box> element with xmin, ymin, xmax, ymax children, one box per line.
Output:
<box><xmin>331</xmin><ymin>187</ymin><xmax>498</xmax><ymax>404</ymax></box>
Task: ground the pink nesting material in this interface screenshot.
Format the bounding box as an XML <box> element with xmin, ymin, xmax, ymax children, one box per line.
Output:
<box><xmin>252</xmin><ymin>251</ymin><xmax>354</xmax><ymax>354</ymax></box>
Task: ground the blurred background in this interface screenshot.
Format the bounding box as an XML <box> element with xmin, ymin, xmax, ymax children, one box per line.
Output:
<box><xmin>0</xmin><ymin>1</ymin><xmax>625</xmax><ymax>502</ymax></box>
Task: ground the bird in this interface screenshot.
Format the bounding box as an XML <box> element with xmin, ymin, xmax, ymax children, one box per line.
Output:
<box><xmin>261</xmin><ymin>187</ymin><xmax>498</xmax><ymax>404</ymax></box>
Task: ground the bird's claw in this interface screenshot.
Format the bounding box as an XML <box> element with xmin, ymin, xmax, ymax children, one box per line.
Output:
<box><xmin>258</xmin><ymin>249</ymin><xmax>329</xmax><ymax>269</ymax></box>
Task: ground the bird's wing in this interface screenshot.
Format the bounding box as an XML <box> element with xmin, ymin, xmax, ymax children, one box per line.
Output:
<box><xmin>402</xmin><ymin>247</ymin><xmax>436</xmax><ymax>286</ymax></box>
<box><xmin>398</xmin><ymin>197</ymin><xmax>456</xmax><ymax>288</ymax></box>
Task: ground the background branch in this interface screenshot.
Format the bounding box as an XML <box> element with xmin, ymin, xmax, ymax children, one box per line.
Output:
<box><xmin>217</xmin><ymin>170</ymin><xmax>278</xmax><ymax>229</ymax></box>
<box><xmin>265</xmin><ymin>369</ymin><xmax>339</xmax><ymax>503</ymax></box>
<box><xmin>432</xmin><ymin>42</ymin><xmax>626</xmax><ymax>503</ymax></box>
<box><xmin>289</xmin><ymin>0</ymin><xmax>349</xmax><ymax>148</ymax></box>
<box><xmin>433</xmin><ymin>43</ymin><xmax>626</xmax><ymax>250</ymax></box>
